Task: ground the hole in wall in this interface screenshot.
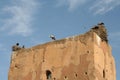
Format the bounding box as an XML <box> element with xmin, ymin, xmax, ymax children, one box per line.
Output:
<box><xmin>53</xmin><ymin>77</ymin><xmax>56</xmax><ymax>80</ymax></box>
<box><xmin>85</xmin><ymin>72</ymin><xmax>88</xmax><ymax>75</ymax></box>
<box><xmin>14</xmin><ymin>64</ymin><xmax>20</xmax><ymax>69</ymax></box>
<box><xmin>87</xmin><ymin>51</ymin><xmax>89</xmax><ymax>53</ymax></box>
<box><xmin>15</xmin><ymin>65</ymin><xmax>18</xmax><ymax>68</ymax></box>
<box><xmin>64</xmin><ymin>76</ymin><xmax>67</xmax><ymax>78</ymax></box>
<box><xmin>46</xmin><ymin>70</ymin><xmax>52</xmax><ymax>80</ymax></box>
<box><xmin>75</xmin><ymin>74</ymin><xmax>77</xmax><ymax>77</ymax></box>
<box><xmin>64</xmin><ymin>76</ymin><xmax>68</xmax><ymax>80</ymax></box>
<box><xmin>103</xmin><ymin>69</ymin><xmax>105</xmax><ymax>78</ymax></box>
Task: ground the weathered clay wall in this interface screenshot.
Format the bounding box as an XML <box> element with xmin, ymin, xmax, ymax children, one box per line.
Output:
<box><xmin>8</xmin><ymin>25</ymin><xmax>116</xmax><ymax>80</ymax></box>
<box><xmin>93</xmin><ymin>34</ymin><xmax>116</xmax><ymax>80</ymax></box>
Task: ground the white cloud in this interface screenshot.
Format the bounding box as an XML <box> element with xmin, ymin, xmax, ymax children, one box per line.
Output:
<box><xmin>56</xmin><ymin>0</ymin><xmax>120</xmax><ymax>14</ymax></box>
<box><xmin>56</xmin><ymin>0</ymin><xmax>87</xmax><ymax>11</ymax></box>
<box><xmin>1</xmin><ymin>0</ymin><xmax>39</xmax><ymax>36</ymax></box>
<box><xmin>90</xmin><ymin>0</ymin><xmax>120</xmax><ymax>15</ymax></box>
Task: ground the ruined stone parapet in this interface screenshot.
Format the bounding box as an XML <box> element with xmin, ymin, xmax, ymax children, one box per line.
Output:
<box><xmin>8</xmin><ymin>25</ymin><xmax>116</xmax><ymax>80</ymax></box>
<box><xmin>91</xmin><ymin>23</ymin><xmax>108</xmax><ymax>42</ymax></box>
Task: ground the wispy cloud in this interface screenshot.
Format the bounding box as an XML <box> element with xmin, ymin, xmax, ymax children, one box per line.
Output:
<box><xmin>1</xmin><ymin>0</ymin><xmax>39</xmax><ymax>36</ymax></box>
<box><xmin>56</xmin><ymin>0</ymin><xmax>120</xmax><ymax>14</ymax></box>
<box><xmin>90</xmin><ymin>0</ymin><xmax>120</xmax><ymax>15</ymax></box>
<box><xmin>56</xmin><ymin>0</ymin><xmax>87</xmax><ymax>11</ymax></box>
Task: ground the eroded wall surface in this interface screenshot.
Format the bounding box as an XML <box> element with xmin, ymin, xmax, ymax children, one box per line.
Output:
<box><xmin>8</xmin><ymin>25</ymin><xmax>116</xmax><ymax>80</ymax></box>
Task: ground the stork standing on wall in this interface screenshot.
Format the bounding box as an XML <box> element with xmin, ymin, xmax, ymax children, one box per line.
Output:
<box><xmin>12</xmin><ymin>43</ymin><xmax>20</xmax><ymax>51</ymax></box>
<box><xmin>49</xmin><ymin>34</ymin><xmax>56</xmax><ymax>40</ymax></box>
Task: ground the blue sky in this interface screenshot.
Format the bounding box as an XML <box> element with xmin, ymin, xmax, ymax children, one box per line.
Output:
<box><xmin>0</xmin><ymin>0</ymin><xmax>120</xmax><ymax>80</ymax></box>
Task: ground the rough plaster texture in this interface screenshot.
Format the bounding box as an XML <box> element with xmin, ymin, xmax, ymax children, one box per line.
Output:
<box><xmin>8</xmin><ymin>25</ymin><xmax>116</xmax><ymax>80</ymax></box>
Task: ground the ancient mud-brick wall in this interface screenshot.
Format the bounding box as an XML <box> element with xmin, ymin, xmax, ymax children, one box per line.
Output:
<box><xmin>8</xmin><ymin>25</ymin><xmax>116</xmax><ymax>80</ymax></box>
